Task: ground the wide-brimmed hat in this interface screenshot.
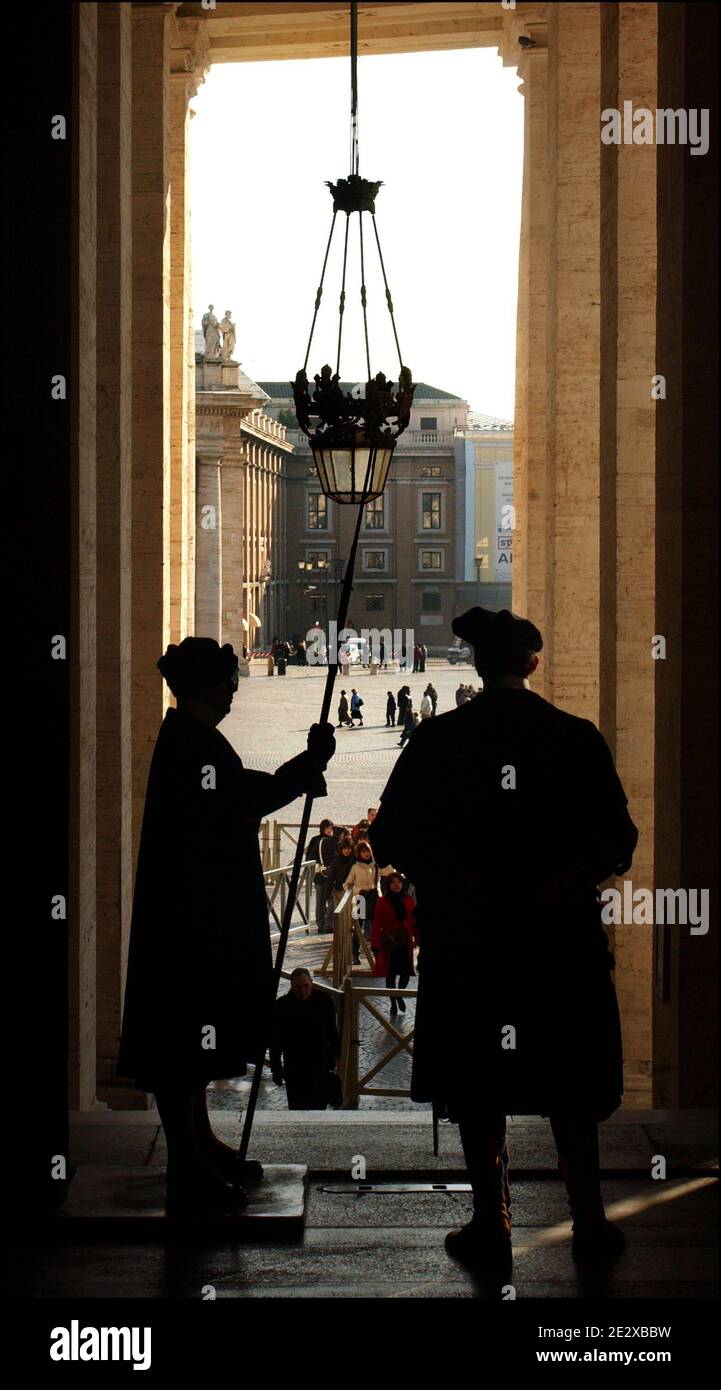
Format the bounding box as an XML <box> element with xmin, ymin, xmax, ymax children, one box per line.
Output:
<box><xmin>157</xmin><ymin>637</ymin><xmax>238</xmax><ymax>694</ymax></box>
<box><xmin>452</xmin><ymin>606</ymin><xmax>542</xmax><ymax>654</ymax></box>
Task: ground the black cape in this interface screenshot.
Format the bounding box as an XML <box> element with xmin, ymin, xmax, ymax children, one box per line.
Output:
<box><xmin>368</xmin><ymin>689</ymin><xmax>638</xmax><ymax>1120</ymax></box>
<box><xmin>117</xmin><ymin>707</ymin><xmax>323</xmax><ymax>1092</ymax></box>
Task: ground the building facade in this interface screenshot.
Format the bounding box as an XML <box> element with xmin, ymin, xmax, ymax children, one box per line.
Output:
<box><xmin>262</xmin><ymin>382</ymin><xmax>470</xmax><ymax>649</ymax></box>
<box><xmin>195</xmin><ymin>338</ymin><xmax>293</xmax><ymax>653</ymax></box>
<box><xmin>455</xmin><ymin>413</ymin><xmax>514</xmax><ymax>613</ymax></box>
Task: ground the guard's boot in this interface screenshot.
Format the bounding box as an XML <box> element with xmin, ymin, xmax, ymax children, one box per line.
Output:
<box><xmin>445</xmin><ymin>1147</ymin><xmax>512</xmax><ymax>1270</ymax></box>
<box><xmin>165</xmin><ymin>1159</ymin><xmax>249</xmax><ymax>1219</ymax></box>
<box><xmin>207</xmin><ymin>1145</ymin><xmax>264</xmax><ymax>1188</ymax></box>
<box><xmin>558</xmin><ymin>1155</ymin><xmax>625</xmax><ymax>1264</ymax></box>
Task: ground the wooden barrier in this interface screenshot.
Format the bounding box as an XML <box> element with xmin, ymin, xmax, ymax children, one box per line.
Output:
<box><xmin>263</xmin><ymin>860</ymin><xmax>315</xmax><ymax>933</ymax></box>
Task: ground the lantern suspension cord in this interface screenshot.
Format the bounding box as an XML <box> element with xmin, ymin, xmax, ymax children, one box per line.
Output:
<box><xmin>238</xmin><ymin>458</ymin><xmax>375</xmax><ymax>1167</ymax></box>
<box><xmin>371</xmin><ymin>213</ymin><xmax>405</xmax><ymax>373</ymax></box>
<box><xmin>350</xmin><ymin>0</ymin><xmax>359</xmax><ymax>177</ymax></box>
<box><xmin>335</xmin><ymin>212</ymin><xmax>351</xmax><ymax>376</ymax></box>
<box><xmin>358</xmin><ymin>212</ymin><xmax>372</xmax><ymax>380</ymax></box>
<box><xmin>303</xmin><ymin>210</ymin><xmax>338</xmax><ymax>374</ymax></box>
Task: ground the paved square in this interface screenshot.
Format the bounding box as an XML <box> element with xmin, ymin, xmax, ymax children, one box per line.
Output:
<box><xmin>222</xmin><ymin>658</ymin><xmax>477</xmax><ymax>826</ymax></box>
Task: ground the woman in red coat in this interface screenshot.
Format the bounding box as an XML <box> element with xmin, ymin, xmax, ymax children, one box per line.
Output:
<box><xmin>371</xmin><ymin>875</ymin><xmax>418</xmax><ymax>1016</ymax></box>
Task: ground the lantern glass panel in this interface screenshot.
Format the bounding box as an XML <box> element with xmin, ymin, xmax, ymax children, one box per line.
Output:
<box><xmin>312</xmin><ymin>439</ymin><xmax>395</xmax><ymax>503</ymax></box>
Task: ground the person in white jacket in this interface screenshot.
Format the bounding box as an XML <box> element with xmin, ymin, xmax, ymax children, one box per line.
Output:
<box><xmin>343</xmin><ymin>841</ymin><xmax>379</xmax><ymax>964</ymax></box>
<box><xmin>419</xmin><ymin>691</ymin><xmax>433</xmax><ymax>720</ymax></box>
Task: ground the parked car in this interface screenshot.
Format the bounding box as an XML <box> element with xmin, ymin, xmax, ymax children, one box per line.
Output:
<box><xmin>339</xmin><ymin>637</ymin><xmax>369</xmax><ymax>665</ymax></box>
<box><xmin>447</xmin><ymin>639</ymin><xmax>472</xmax><ymax>665</ymax></box>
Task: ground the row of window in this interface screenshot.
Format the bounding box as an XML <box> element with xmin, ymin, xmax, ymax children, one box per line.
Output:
<box><xmin>307</xmin><ymin>591</ymin><xmax>443</xmax><ymax>614</ymax></box>
<box><xmin>307</xmin><ymin>491</ymin><xmax>444</xmax><ymax>531</ymax></box>
<box><xmin>305</xmin><ymin>548</ymin><xmax>444</xmax><ymax>572</ymax></box>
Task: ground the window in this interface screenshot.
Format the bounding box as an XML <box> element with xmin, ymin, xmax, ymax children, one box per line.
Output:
<box><xmin>363</xmin><ymin>550</ymin><xmax>386</xmax><ymax>571</ymax></box>
<box><xmin>364</xmin><ymin>496</ymin><xmax>385</xmax><ymax>529</ymax></box>
<box><xmin>305</xmin><ymin>549</ymin><xmax>330</xmax><ymax>568</ymax></box>
<box><xmin>421</xmin><ymin>550</ymin><xmax>442</xmax><ymax>570</ymax></box>
<box><xmin>420</xmin><ymin>417</ymin><xmax>437</xmax><ymax>431</ymax></box>
<box><xmin>307</xmin><ymin>492</ymin><xmax>327</xmax><ymax>529</ymax></box>
<box><xmin>422</xmin><ymin>591</ymin><xmax>442</xmax><ymax>612</ymax></box>
<box><xmin>421</xmin><ymin>492</ymin><xmax>442</xmax><ymax>530</ymax></box>
<box><xmin>365</xmin><ymin>594</ymin><xmax>385</xmax><ymax>611</ymax></box>
<box><xmin>420</xmin><ymin>465</ymin><xmax>442</xmax><ymax>477</ymax></box>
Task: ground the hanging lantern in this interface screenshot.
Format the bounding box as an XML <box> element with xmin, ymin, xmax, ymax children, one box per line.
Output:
<box><xmin>292</xmin><ymin>0</ymin><xmax>415</xmax><ymax>504</ymax></box>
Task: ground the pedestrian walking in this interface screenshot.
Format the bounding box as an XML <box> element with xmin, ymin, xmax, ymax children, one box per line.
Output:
<box><xmin>420</xmin><ymin>643</ymin><xmax>428</xmax><ymax>672</ymax></box>
<box><xmin>344</xmin><ymin>840</ymin><xmax>379</xmax><ymax>964</ymax></box>
<box><xmin>337</xmin><ymin>690</ymin><xmax>353</xmax><ymax>728</ymax></box>
<box><xmin>371</xmin><ymin>874</ymin><xmax>417</xmax><ymax>1016</ymax></box>
<box><xmin>307</xmin><ymin>818</ymin><xmax>336</xmax><ymax>932</ymax></box>
<box><xmin>426</xmin><ymin>682</ymin><xmax>438</xmax><ymax>716</ymax></box>
<box><xmin>420</xmin><ymin>691</ymin><xmax>433</xmax><ymax>721</ymax></box>
<box><xmin>369</xmin><ymin>604</ymin><xmax>638</xmax><ymax>1270</ymax></box>
<box><xmin>379</xmin><ymin>637</ymin><xmax>387</xmax><ymax>670</ymax></box>
<box><xmin>397</xmin><ymin>684</ymin><xmax>410</xmax><ymax>722</ymax></box>
<box><xmin>270</xmin><ymin>969</ymin><xmax>341</xmax><ymax>1109</ymax></box>
<box><xmin>398</xmin><ymin>700</ymin><xmax>415</xmax><ymax>747</ymax></box>
<box><xmin>386</xmin><ymin>690</ymin><xmax>396</xmax><ymax>727</ymax></box>
<box><xmin>350</xmin><ymin>688</ymin><xmax>364</xmax><ymax>727</ymax></box>
<box><xmin>324</xmin><ymin>834</ymin><xmax>356</xmax><ymax>931</ymax></box>
<box><xmin>351</xmin><ymin>817</ymin><xmax>370</xmax><ymax>844</ymax></box>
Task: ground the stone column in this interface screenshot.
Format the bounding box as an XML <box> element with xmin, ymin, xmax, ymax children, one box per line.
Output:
<box><xmin>606</xmin><ymin>1</ymin><xmax>659</xmax><ymax>1104</ymax></box>
<box><xmin>69</xmin><ymin>0</ymin><xmax>98</xmax><ymax>1111</ymax></box>
<box><xmin>168</xmin><ymin>68</ymin><xmax>192</xmax><ymax>646</ymax></box>
<box><xmin>509</xmin><ymin>32</ymin><xmax>550</xmax><ymax>696</ymax></box>
<box><xmin>653</xmin><ymin>0</ymin><xmax>719</xmax><ymax>1106</ymax></box>
<box><xmin>95</xmin><ymin>1</ymin><xmax>135</xmax><ymax>1101</ymax></box>
<box><xmin>130</xmin><ymin>2</ymin><xmax>172</xmax><ymax>868</ymax></box>
<box><xmin>195</xmin><ymin>456</ymin><xmax>222</xmax><ymax>640</ymax></box>
<box><xmin>220</xmin><ymin>447</ymin><xmax>246</xmax><ymax>649</ymax></box>
<box><xmin>168</xmin><ymin>18</ymin><xmax>208</xmax><ymax>645</ymax></box>
<box><xmin>546</xmin><ymin>2</ymin><xmax>607</xmax><ymax>722</ymax></box>
<box><xmin>186</xmin><ymin>304</ymin><xmax>197</xmax><ymax>628</ymax></box>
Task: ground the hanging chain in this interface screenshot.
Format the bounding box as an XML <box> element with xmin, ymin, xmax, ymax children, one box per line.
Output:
<box><xmin>358</xmin><ymin>211</ymin><xmax>371</xmax><ymax>380</ymax></box>
<box><xmin>371</xmin><ymin>212</ymin><xmax>404</xmax><ymax>372</ymax></box>
<box><xmin>350</xmin><ymin>0</ymin><xmax>359</xmax><ymax>177</ymax></box>
<box><xmin>336</xmin><ymin>212</ymin><xmax>351</xmax><ymax>376</ymax></box>
<box><xmin>302</xmin><ymin>210</ymin><xmax>338</xmax><ymax>373</ymax></box>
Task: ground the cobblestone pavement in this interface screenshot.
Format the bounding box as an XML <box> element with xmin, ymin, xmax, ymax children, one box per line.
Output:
<box><xmin>208</xmin><ymin>661</ymin><xmax>470</xmax><ymax>1116</ymax></box>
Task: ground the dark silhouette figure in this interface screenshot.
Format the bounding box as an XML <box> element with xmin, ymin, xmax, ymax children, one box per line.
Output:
<box><xmin>271</xmin><ymin>969</ymin><xmax>341</xmax><ymax>1108</ymax></box>
<box><xmin>386</xmin><ymin>691</ymin><xmax>397</xmax><ymax>726</ymax></box>
<box><xmin>117</xmin><ymin>637</ymin><xmax>335</xmax><ymax>1216</ymax></box>
<box><xmin>337</xmin><ymin>690</ymin><xmax>353</xmax><ymax>728</ymax></box>
<box><xmin>398</xmin><ymin>701</ymin><xmax>415</xmax><ymax>746</ymax></box>
<box><xmin>307</xmin><ymin>818</ymin><xmax>336</xmax><ymax>933</ymax></box>
<box><xmin>369</xmin><ymin>606</ymin><xmax>638</xmax><ymax>1270</ymax></box>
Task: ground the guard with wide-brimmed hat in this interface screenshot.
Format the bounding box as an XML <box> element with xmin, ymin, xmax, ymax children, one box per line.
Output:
<box><xmin>369</xmin><ymin>605</ymin><xmax>638</xmax><ymax>1270</ymax></box>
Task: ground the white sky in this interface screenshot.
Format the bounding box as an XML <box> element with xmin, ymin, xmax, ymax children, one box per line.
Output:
<box><xmin>190</xmin><ymin>47</ymin><xmax>524</xmax><ymax>419</ymax></box>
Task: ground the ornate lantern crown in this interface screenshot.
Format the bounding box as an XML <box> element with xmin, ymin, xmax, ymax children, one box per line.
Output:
<box><xmin>292</xmin><ymin>1</ymin><xmax>415</xmax><ymax>504</ymax></box>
